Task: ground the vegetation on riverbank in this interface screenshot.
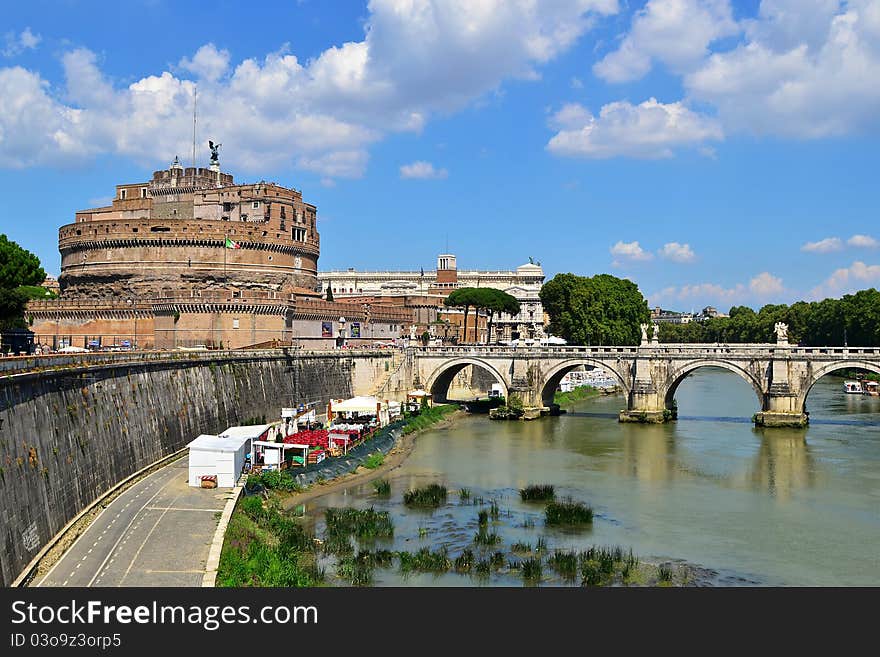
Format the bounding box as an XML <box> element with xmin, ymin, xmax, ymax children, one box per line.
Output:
<box><xmin>402</xmin><ymin>404</ymin><xmax>458</xmax><ymax>434</ymax></box>
<box><xmin>657</xmin><ymin>288</ymin><xmax>880</xmax><ymax>346</ymax></box>
<box><xmin>553</xmin><ymin>385</ymin><xmax>601</xmax><ymax>407</ymax></box>
<box><xmin>216</xmin><ymin>496</ymin><xmax>323</xmax><ymax>587</ymax></box>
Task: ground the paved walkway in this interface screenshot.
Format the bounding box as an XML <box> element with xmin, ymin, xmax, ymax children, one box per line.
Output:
<box><xmin>38</xmin><ymin>458</ymin><xmax>234</xmax><ymax>587</ymax></box>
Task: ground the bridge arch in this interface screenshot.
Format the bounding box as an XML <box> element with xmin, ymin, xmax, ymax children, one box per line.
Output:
<box><xmin>799</xmin><ymin>360</ymin><xmax>880</xmax><ymax>407</ymax></box>
<box><xmin>424</xmin><ymin>358</ymin><xmax>509</xmax><ymax>403</ymax></box>
<box><xmin>540</xmin><ymin>359</ymin><xmax>631</xmax><ymax>407</ymax></box>
<box><xmin>664</xmin><ymin>360</ymin><xmax>765</xmax><ymax>411</ymax></box>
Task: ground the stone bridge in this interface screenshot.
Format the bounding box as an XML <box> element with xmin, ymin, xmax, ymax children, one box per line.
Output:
<box><xmin>411</xmin><ymin>340</ymin><xmax>880</xmax><ymax>427</ymax></box>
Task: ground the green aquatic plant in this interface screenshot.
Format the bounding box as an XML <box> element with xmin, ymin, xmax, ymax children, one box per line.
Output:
<box><xmin>519</xmin><ymin>484</ymin><xmax>555</xmax><ymax>502</ymax></box>
<box><xmin>544</xmin><ymin>499</ymin><xmax>593</xmax><ymax>526</ymax></box>
<box><xmin>403</xmin><ymin>483</ymin><xmax>448</xmax><ymax>508</ymax></box>
<box><xmin>372</xmin><ymin>479</ymin><xmax>391</xmax><ymax>496</ymax></box>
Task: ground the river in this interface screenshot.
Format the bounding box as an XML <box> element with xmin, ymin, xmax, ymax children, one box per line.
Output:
<box><xmin>302</xmin><ymin>368</ymin><xmax>880</xmax><ymax>586</ymax></box>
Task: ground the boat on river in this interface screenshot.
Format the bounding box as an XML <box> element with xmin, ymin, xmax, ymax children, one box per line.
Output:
<box><xmin>843</xmin><ymin>380</ymin><xmax>863</xmax><ymax>394</ymax></box>
<box><xmin>864</xmin><ymin>380</ymin><xmax>879</xmax><ymax>396</ymax></box>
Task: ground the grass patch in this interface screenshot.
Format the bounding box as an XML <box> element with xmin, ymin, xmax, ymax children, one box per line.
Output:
<box><xmin>545</xmin><ymin>498</ymin><xmax>593</xmax><ymax>526</ymax></box>
<box><xmin>521</xmin><ymin>557</ymin><xmax>543</xmax><ymax>583</ymax></box>
<box><xmin>553</xmin><ymin>385</ymin><xmax>601</xmax><ymax>407</ymax></box>
<box><xmin>511</xmin><ymin>541</ymin><xmax>532</xmax><ymax>555</ymax></box>
<box><xmin>372</xmin><ymin>479</ymin><xmax>391</xmax><ymax>496</ymax></box>
<box><xmin>520</xmin><ymin>484</ymin><xmax>555</xmax><ymax>502</ymax></box>
<box><xmin>458</xmin><ymin>488</ymin><xmax>471</xmax><ymax>502</ymax></box>
<box><xmin>217</xmin><ymin>497</ymin><xmax>322</xmax><ymax>587</ymax></box>
<box><xmin>363</xmin><ymin>452</ymin><xmax>385</xmax><ymax>469</ymax></box>
<box><xmin>473</xmin><ymin>529</ymin><xmax>501</xmax><ymax>546</ymax></box>
<box><xmin>325</xmin><ymin>507</ymin><xmax>394</xmax><ymax>541</ymax></box>
<box><xmin>401</xmin><ymin>404</ymin><xmax>458</xmax><ymax>435</ymax></box>
<box><xmin>403</xmin><ymin>483</ymin><xmax>448</xmax><ymax>508</ymax></box>
<box><xmin>454</xmin><ymin>549</ymin><xmax>475</xmax><ymax>573</ymax></box>
<box><xmin>247</xmin><ymin>470</ymin><xmax>303</xmax><ymax>493</ymax></box>
<box><xmin>397</xmin><ymin>547</ymin><xmax>451</xmax><ymax>574</ymax></box>
<box><xmin>547</xmin><ymin>550</ymin><xmax>579</xmax><ymax>582</ymax></box>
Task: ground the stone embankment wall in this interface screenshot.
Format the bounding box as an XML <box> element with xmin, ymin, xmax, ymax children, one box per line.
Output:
<box><xmin>0</xmin><ymin>350</ymin><xmax>396</xmax><ymax>586</ymax></box>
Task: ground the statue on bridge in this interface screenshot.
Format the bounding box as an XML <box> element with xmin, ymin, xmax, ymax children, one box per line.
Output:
<box><xmin>640</xmin><ymin>323</ymin><xmax>649</xmax><ymax>345</ymax></box>
<box><xmin>774</xmin><ymin>322</ymin><xmax>789</xmax><ymax>344</ymax></box>
<box><xmin>652</xmin><ymin>323</ymin><xmax>660</xmax><ymax>344</ymax></box>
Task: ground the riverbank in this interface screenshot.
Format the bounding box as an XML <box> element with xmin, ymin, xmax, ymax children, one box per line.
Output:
<box><xmin>280</xmin><ymin>404</ymin><xmax>463</xmax><ymax>508</ymax></box>
<box><xmin>553</xmin><ymin>385</ymin><xmax>602</xmax><ymax>408</ymax></box>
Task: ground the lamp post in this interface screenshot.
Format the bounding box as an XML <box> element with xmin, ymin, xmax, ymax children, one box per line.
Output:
<box><xmin>338</xmin><ymin>316</ymin><xmax>346</xmax><ymax>348</ymax></box>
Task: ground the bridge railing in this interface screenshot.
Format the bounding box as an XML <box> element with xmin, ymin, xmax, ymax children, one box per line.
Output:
<box><xmin>413</xmin><ymin>344</ymin><xmax>880</xmax><ymax>358</ymax></box>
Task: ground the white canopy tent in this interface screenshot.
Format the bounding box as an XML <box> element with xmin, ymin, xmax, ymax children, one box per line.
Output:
<box><xmin>187</xmin><ymin>434</ymin><xmax>250</xmax><ymax>488</ymax></box>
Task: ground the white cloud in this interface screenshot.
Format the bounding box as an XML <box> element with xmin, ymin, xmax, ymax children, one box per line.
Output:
<box><xmin>0</xmin><ymin>1</ymin><xmax>621</xmax><ymax>173</ymax></box>
<box><xmin>178</xmin><ymin>43</ymin><xmax>231</xmax><ymax>81</ymax></box>
<box><xmin>399</xmin><ymin>160</ymin><xmax>448</xmax><ymax>180</ymax></box>
<box><xmin>610</xmin><ymin>240</ymin><xmax>653</xmax><ymax>262</ymax></box>
<box><xmin>686</xmin><ymin>0</ymin><xmax>880</xmax><ymax>138</ymax></box>
<box><xmin>749</xmin><ymin>271</ymin><xmax>784</xmax><ymax>296</ymax></box>
<box><xmin>594</xmin><ymin>0</ymin><xmax>738</xmax><ymax>82</ymax></box>
<box><xmin>801</xmin><ymin>236</ymin><xmax>843</xmax><ymax>253</ymax></box>
<box><xmin>659</xmin><ymin>241</ymin><xmax>696</xmax><ymax>262</ymax></box>
<box><xmin>570</xmin><ymin>76</ymin><xmax>584</xmax><ymax>89</ymax></box>
<box><xmin>847</xmin><ymin>234</ymin><xmax>878</xmax><ymax>248</ymax></box>
<box><xmin>810</xmin><ymin>260</ymin><xmax>880</xmax><ymax>299</ymax></box>
<box><xmin>2</xmin><ymin>28</ymin><xmax>41</xmax><ymax>57</ymax></box>
<box><xmin>547</xmin><ymin>98</ymin><xmax>722</xmax><ymax>158</ymax></box>
<box><xmin>648</xmin><ymin>281</ymin><xmax>746</xmax><ymax>307</ymax></box>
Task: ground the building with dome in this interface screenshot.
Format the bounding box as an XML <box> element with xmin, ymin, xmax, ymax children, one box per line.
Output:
<box><xmin>318</xmin><ymin>254</ymin><xmax>547</xmax><ymax>343</ymax></box>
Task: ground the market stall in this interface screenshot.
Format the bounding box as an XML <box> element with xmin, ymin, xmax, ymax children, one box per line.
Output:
<box><xmin>187</xmin><ymin>434</ymin><xmax>250</xmax><ymax>488</ymax></box>
<box><xmin>251</xmin><ymin>440</ymin><xmax>307</xmax><ymax>471</ymax></box>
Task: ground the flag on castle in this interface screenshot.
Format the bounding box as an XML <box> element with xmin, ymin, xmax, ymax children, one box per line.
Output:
<box><xmin>224</xmin><ymin>237</ymin><xmax>241</xmax><ymax>249</ymax></box>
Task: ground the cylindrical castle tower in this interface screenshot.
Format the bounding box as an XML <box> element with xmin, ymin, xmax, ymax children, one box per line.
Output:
<box><xmin>58</xmin><ymin>157</ymin><xmax>320</xmax><ymax>299</ymax></box>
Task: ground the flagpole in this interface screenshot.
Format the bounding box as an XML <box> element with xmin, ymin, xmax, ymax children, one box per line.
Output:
<box><xmin>224</xmin><ymin>234</ymin><xmax>227</xmax><ymax>281</ymax></box>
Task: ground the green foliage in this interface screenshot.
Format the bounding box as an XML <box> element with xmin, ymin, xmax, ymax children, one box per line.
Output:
<box><xmin>324</xmin><ymin>507</ymin><xmax>394</xmax><ymax>540</ymax></box>
<box><xmin>403</xmin><ymin>483</ymin><xmax>448</xmax><ymax>507</ymax></box>
<box><xmin>445</xmin><ymin>287</ymin><xmax>521</xmax><ymax>344</ymax></box>
<box><xmin>325</xmin><ymin>286</ymin><xmax>334</xmax><ymax>302</ymax></box>
<box><xmin>250</xmin><ymin>469</ymin><xmax>303</xmax><ymax>492</ymax></box>
<box><xmin>520</xmin><ymin>484</ymin><xmax>555</xmax><ymax>502</ymax></box>
<box><xmin>553</xmin><ymin>385</ymin><xmax>601</xmax><ymax>407</ymax></box>
<box><xmin>520</xmin><ymin>557</ymin><xmax>543</xmax><ymax>582</ymax></box>
<box><xmin>540</xmin><ymin>273</ymin><xmax>650</xmax><ymax>345</ymax></box>
<box><xmin>217</xmin><ymin>497</ymin><xmax>323</xmax><ymax>587</ymax></box>
<box><xmin>0</xmin><ymin>235</ymin><xmax>45</xmax><ymax>290</ymax></box>
<box><xmin>658</xmin><ymin>288</ymin><xmax>880</xmax><ymax>346</ymax></box>
<box><xmin>372</xmin><ymin>479</ymin><xmax>391</xmax><ymax>496</ymax></box>
<box><xmin>545</xmin><ymin>498</ymin><xmax>594</xmax><ymax>526</ymax></box>
<box><xmin>401</xmin><ymin>404</ymin><xmax>457</xmax><ymax>435</ymax></box>
<box><xmin>363</xmin><ymin>451</ymin><xmax>385</xmax><ymax>469</ymax></box>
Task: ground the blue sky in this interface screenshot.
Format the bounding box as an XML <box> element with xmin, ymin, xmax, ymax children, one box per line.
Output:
<box><xmin>1</xmin><ymin>0</ymin><xmax>878</xmax><ymax>311</ymax></box>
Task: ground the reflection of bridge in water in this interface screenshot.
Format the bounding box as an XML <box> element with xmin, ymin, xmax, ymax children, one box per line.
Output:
<box><xmin>408</xmin><ymin>341</ymin><xmax>880</xmax><ymax>427</ymax></box>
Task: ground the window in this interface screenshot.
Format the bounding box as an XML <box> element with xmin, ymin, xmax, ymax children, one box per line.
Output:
<box><xmin>292</xmin><ymin>228</ymin><xmax>306</xmax><ymax>241</ymax></box>
<box><xmin>141</xmin><ymin>188</ymin><xmax>148</xmax><ymax>198</ymax></box>
<box><xmin>120</xmin><ymin>189</ymin><xmax>127</xmax><ymax>200</ymax></box>
<box><xmin>223</xmin><ymin>202</ymin><xmax>234</xmax><ymax>212</ymax></box>
<box><xmin>233</xmin><ymin>319</ymin><xmax>240</xmax><ymax>329</ymax></box>
<box><xmin>252</xmin><ymin>201</ymin><xmax>260</xmax><ymax>209</ymax></box>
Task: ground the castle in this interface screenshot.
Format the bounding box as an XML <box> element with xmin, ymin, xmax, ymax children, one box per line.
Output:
<box><xmin>28</xmin><ymin>154</ymin><xmax>409</xmax><ymax>350</ymax></box>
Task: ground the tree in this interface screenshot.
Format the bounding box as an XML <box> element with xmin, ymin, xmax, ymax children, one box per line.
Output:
<box><xmin>0</xmin><ymin>235</ymin><xmax>47</xmax><ymax>330</ymax></box>
<box><xmin>445</xmin><ymin>288</ymin><xmax>478</xmax><ymax>343</ymax></box>
<box><xmin>481</xmin><ymin>288</ymin><xmax>520</xmax><ymax>344</ymax></box>
<box><xmin>325</xmin><ymin>286</ymin><xmax>334</xmax><ymax>302</ymax></box>
<box><xmin>540</xmin><ymin>273</ymin><xmax>650</xmax><ymax>345</ymax></box>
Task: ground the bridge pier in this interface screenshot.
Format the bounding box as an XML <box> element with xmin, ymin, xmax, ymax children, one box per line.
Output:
<box><xmin>754</xmin><ymin>385</ymin><xmax>809</xmax><ymax>427</ymax></box>
<box><xmin>618</xmin><ymin>382</ymin><xmax>673</xmax><ymax>424</ymax></box>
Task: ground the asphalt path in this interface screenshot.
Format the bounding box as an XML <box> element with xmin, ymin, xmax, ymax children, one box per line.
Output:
<box><xmin>38</xmin><ymin>458</ymin><xmax>232</xmax><ymax>587</ymax></box>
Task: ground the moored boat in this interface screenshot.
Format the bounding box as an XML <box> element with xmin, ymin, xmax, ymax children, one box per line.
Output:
<box><xmin>843</xmin><ymin>380</ymin><xmax>863</xmax><ymax>394</ymax></box>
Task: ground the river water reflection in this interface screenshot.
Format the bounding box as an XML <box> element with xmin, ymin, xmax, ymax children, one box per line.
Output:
<box><xmin>304</xmin><ymin>369</ymin><xmax>880</xmax><ymax>586</ymax></box>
